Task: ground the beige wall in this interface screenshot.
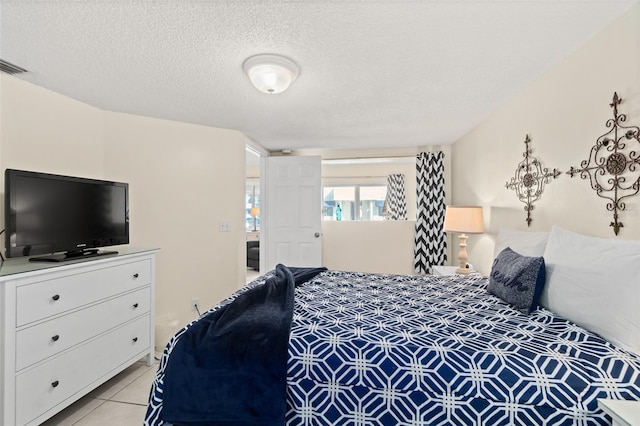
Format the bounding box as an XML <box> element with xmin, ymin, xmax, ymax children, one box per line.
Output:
<box><xmin>322</xmin><ymin>221</ymin><xmax>416</xmax><ymax>274</ymax></box>
<box><xmin>451</xmin><ymin>3</ymin><xmax>640</xmax><ymax>275</ymax></box>
<box><xmin>0</xmin><ymin>75</ymin><xmax>104</xmax><ymax>180</ymax></box>
<box><xmin>0</xmin><ymin>75</ymin><xmax>246</xmax><ymax>349</ymax></box>
<box><xmin>103</xmin><ymin>112</ymin><xmax>246</xmax><ymax>347</ymax></box>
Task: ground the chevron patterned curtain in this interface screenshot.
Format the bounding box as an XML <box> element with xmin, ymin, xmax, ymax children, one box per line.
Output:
<box><xmin>385</xmin><ymin>174</ymin><xmax>407</xmax><ymax>220</ymax></box>
<box><xmin>414</xmin><ymin>152</ymin><xmax>447</xmax><ymax>274</ymax></box>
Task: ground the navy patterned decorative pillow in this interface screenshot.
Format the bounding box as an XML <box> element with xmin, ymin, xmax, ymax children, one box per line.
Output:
<box><xmin>488</xmin><ymin>247</ymin><xmax>546</xmax><ymax>314</ymax></box>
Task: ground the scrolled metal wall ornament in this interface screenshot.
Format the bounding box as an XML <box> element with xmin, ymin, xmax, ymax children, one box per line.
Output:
<box><xmin>567</xmin><ymin>92</ymin><xmax>640</xmax><ymax>235</ymax></box>
<box><xmin>505</xmin><ymin>134</ymin><xmax>561</xmax><ymax>226</ymax></box>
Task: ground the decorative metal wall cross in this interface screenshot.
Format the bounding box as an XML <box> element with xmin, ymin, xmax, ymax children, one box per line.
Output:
<box><xmin>567</xmin><ymin>92</ymin><xmax>640</xmax><ymax>235</ymax></box>
<box><xmin>505</xmin><ymin>135</ymin><xmax>560</xmax><ymax>226</ymax></box>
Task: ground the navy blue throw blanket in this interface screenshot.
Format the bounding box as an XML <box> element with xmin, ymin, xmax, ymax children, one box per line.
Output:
<box><xmin>161</xmin><ymin>264</ymin><xmax>326</xmax><ymax>426</ymax></box>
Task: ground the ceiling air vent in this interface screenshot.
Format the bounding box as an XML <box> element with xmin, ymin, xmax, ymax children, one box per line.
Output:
<box><xmin>0</xmin><ymin>59</ymin><xmax>28</xmax><ymax>75</ymax></box>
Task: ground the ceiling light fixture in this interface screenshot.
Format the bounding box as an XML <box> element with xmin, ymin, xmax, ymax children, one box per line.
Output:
<box><xmin>243</xmin><ymin>54</ymin><xmax>299</xmax><ymax>94</ymax></box>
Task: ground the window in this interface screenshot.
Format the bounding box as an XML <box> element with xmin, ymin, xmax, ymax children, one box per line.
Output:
<box><xmin>323</xmin><ymin>185</ymin><xmax>387</xmax><ymax>221</ymax></box>
<box><xmin>360</xmin><ymin>186</ymin><xmax>387</xmax><ymax>221</ymax></box>
<box><xmin>246</xmin><ymin>183</ymin><xmax>260</xmax><ymax>231</ymax></box>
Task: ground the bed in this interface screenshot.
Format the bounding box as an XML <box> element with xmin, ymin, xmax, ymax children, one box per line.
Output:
<box><xmin>145</xmin><ymin>226</ymin><xmax>640</xmax><ymax>425</ymax></box>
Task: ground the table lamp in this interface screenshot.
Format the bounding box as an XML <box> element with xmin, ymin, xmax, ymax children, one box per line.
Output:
<box><xmin>443</xmin><ymin>206</ymin><xmax>484</xmax><ymax>274</ymax></box>
<box><xmin>250</xmin><ymin>207</ymin><xmax>260</xmax><ymax>232</ymax></box>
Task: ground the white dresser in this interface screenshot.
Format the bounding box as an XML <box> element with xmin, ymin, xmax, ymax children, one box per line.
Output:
<box><xmin>0</xmin><ymin>248</ymin><xmax>158</xmax><ymax>426</ymax></box>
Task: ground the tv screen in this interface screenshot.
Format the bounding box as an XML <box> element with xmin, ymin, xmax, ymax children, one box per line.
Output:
<box><xmin>4</xmin><ymin>169</ymin><xmax>129</xmax><ymax>261</ymax></box>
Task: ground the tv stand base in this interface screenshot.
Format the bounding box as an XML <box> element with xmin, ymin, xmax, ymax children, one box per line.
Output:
<box><xmin>29</xmin><ymin>250</ymin><xmax>118</xmax><ymax>263</ymax></box>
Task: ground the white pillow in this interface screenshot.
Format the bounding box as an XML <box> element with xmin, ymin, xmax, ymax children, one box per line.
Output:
<box><xmin>494</xmin><ymin>228</ymin><xmax>549</xmax><ymax>257</ymax></box>
<box><xmin>540</xmin><ymin>226</ymin><xmax>640</xmax><ymax>354</ymax></box>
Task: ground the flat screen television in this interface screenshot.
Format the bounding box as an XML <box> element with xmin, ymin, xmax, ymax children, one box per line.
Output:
<box><xmin>4</xmin><ymin>169</ymin><xmax>129</xmax><ymax>262</ymax></box>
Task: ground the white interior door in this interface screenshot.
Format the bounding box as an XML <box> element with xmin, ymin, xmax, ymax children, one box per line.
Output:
<box><xmin>261</xmin><ymin>156</ymin><xmax>322</xmax><ymax>271</ymax></box>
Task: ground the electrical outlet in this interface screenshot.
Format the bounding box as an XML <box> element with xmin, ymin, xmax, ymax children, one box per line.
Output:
<box><xmin>218</xmin><ymin>221</ymin><xmax>230</xmax><ymax>232</ymax></box>
<box><xmin>191</xmin><ymin>298</ymin><xmax>199</xmax><ymax>312</ymax></box>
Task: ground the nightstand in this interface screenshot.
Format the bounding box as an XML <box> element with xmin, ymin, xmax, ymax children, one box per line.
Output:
<box><xmin>431</xmin><ymin>265</ymin><xmax>475</xmax><ymax>276</ymax></box>
<box><xmin>598</xmin><ymin>399</ymin><xmax>640</xmax><ymax>426</ymax></box>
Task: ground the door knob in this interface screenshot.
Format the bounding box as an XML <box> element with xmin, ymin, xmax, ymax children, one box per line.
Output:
<box><xmin>314</xmin><ymin>232</ymin><xmax>320</xmax><ymax>238</ymax></box>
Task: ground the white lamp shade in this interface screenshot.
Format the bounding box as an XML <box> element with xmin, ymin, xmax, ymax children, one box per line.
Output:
<box><xmin>243</xmin><ymin>54</ymin><xmax>299</xmax><ymax>94</ymax></box>
<box><xmin>443</xmin><ymin>206</ymin><xmax>484</xmax><ymax>234</ymax></box>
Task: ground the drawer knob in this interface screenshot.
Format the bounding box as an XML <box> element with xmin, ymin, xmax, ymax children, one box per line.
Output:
<box><xmin>133</xmin><ymin>303</ymin><xmax>139</xmax><ymax>308</ymax></box>
<box><xmin>52</xmin><ymin>294</ymin><xmax>60</xmax><ymax>301</ymax></box>
<box><xmin>51</xmin><ymin>335</ymin><xmax>60</xmax><ymax>342</ymax></box>
<box><xmin>132</xmin><ymin>337</ymin><xmax>138</xmax><ymax>343</ymax></box>
<box><xmin>133</xmin><ymin>273</ymin><xmax>139</xmax><ymax>279</ymax></box>
<box><xmin>51</xmin><ymin>380</ymin><xmax>59</xmax><ymax>388</ymax></box>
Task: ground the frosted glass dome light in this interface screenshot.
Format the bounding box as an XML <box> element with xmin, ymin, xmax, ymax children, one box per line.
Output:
<box><xmin>243</xmin><ymin>54</ymin><xmax>299</xmax><ymax>94</ymax></box>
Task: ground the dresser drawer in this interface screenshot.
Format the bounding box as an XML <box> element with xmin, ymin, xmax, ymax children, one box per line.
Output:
<box><xmin>15</xmin><ymin>287</ymin><xmax>151</xmax><ymax>371</ymax></box>
<box><xmin>15</xmin><ymin>315</ymin><xmax>151</xmax><ymax>426</ymax></box>
<box><xmin>15</xmin><ymin>259</ymin><xmax>151</xmax><ymax>326</ymax></box>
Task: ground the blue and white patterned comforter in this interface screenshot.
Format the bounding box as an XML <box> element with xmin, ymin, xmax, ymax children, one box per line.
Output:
<box><xmin>146</xmin><ymin>270</ymin><xmax>640</xmax><ymax>425</ymax></box>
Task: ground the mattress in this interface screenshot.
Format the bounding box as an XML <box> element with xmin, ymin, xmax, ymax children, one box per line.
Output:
<box><xmin>146</xmin><ymin>270</ymin><xmax>640</xmax><ymax>425</ymax></box>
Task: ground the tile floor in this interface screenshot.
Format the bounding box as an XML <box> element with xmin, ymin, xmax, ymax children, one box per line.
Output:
<box><xmin>42</xmin><ymin>269</ymin><xmax>262</xmax><ymax>425</ymax></box>
<box><xmin>246</xmin><ymin>266</ymin><xmax>261</xmax><ymax>283</ymax></box>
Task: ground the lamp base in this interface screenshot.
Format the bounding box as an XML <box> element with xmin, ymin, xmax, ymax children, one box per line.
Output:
<box><xmin>457</xmin><ymin>233</ymin><xmax>470</xmax><ymax>275</ymax></box>
<box><xmin>455</xmin><ymin>267</ymin><xmax>471</xmax><ymax>275</ymax></box>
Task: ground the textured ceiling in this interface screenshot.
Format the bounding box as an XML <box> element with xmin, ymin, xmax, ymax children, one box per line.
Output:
<box><xmin>0</xmin><ymin>1</ymin><xmax>637</xmax><ymax>152</ymax></box>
